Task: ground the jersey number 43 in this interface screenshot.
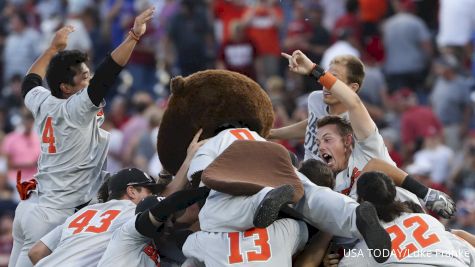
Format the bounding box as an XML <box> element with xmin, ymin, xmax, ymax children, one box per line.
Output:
<box><xmin>68</xmin><ymin>209</ymin><xmax>121</xmax><ymax>235</ymax></box>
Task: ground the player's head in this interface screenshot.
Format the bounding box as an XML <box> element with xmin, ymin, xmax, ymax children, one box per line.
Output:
<box><xmin>323</xmin><ymin>55</ymin><xmax>365</xmax><ymax>105</ymax></box>
<box><xmin>298</xmin><ymin>159</ymin><xmax>335</xmax><ymax>189</ymax></box>
<box><xmin>357</xmin><ymin>171</ymin><xmax>411</xmax><ymax>222</ymax></box>
<box><xmin>107</xmin><ymin>168</ymin><xmax>165</xmax><ymax>204</ymax></box>
<box><xmin>316</xmin><ymin>116</ymin><xmax>353</xmax><ymax>173</ymax></box>
<box><xmin>46</xmin><ymin>50</ymin><xmax>90</xmax><ymax>99</ymax></box>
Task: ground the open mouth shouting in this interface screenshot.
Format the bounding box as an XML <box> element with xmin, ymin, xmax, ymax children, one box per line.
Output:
<box><xmin>321</xmin><ymin>152</ymin><xmax>334</xmax><ymax>167</ymax></box>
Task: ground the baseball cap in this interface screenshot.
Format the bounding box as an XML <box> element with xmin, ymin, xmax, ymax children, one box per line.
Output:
<box><xmin>108</xmin><ymin>168</ymin><xmax>165</xmax><ymax>196</ymax></box>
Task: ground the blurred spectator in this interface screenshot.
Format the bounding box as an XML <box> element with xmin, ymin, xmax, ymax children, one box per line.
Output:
<box><xmin>121</xmin><ymin>91</ymin><xmax>154</xmax><ymax>166</ymax></box>
<box><xmin>282</xmin><ymin>1</ymin><xmax>312</xmax><ymax>54</ymax></box>
<box><xmin>412</xmin><ymin>126</ymin><xmax>454</xmax><ymax>187</ymax></box>
<box><xmin>395</xmin><ymin>88</ymin><xmax>443</xmax><ymax>161</ymax></box>
<box><xmin>3</xmin><ymin>10</ymin><xmax>41</xmax><ymax>84</ymax></box>
<box><xmin>333</xmin><ymin>0</ymin><xmax>362</xmax><ymax>43</ymax></box>
<box><xmin>0</xmin><ymin>74</ymin><xmax>23</xmax><ymax>117</ymax></box>
<box><xmin>358</xmin><ymin>0</ymin><xmax>387</xmax><ymax>40</ymax></box>
<box><xmin>450</xmin><ymin>133</ymin><xmax>475</xmax><ymax>201</ymax></box>
<box><xmin>0</xmin><ymin>157</ymin><xmax>17</xmax><ymax>214</ymax></box>
<box><xmin>437</xmin><ymin>0</ymin><xmax>475</xmax><ymax>63</ymax></box>
<box><xmin>406</xmin><ymin>158</ymin><xmax>447</xmax><ymax>193</ymax></box>
<box><xmin>82</xmin><ymin>7</ymin><xmax>109</xmax><ymax>68</ymax></box>
<box><xmin>242</xmin><ymin>0</ymin><xmax>283</xmax><ymax>85</ymax></box>
<box><xmin>0</xmin><ymin>214</ymin><xmax>14</xmax><ymax>267</ymax></box>
<box><xmin>305</xmin><ymin>3</ymin><xmax>331</xmax><ymax>66</ymax></box>
<box><xmin>451</xmin><ymin>200</ymin><xmax>475</xmax><ymax>233</ymax></box>
<box><xmin>104</xmin><ymin>0</ymin><xmax>135</xmax><ymax>48</ymax></box>
<box><xmin>320</xmin><ymin>28</ymin><xmax>360</xmax><ymax>69</ymax></box>
<box><xmin>320</xmin><ymin>0</ymin><xmax>345</xmax><ymax>31</ymax></box>
<box><xmin>125</xmin><ymin>3</ymin><xmax>158</xmax><ymax>97</ymax></box>
<box><xmin>101</xmin><ymin>118</ymin><xmax>123</xmax><ymax>174</ymax></box>
<box><xmin>109</xmin><ymin>95</ymin><xmax>130</xmax><ymax>129</ymax></box>
<box><xmin>213</xmin><ymin>0</ymin><xmax>247</xmax><ymax>44</ymax></box>
<box><xmin>168</xmin><ymin>0</ymin><xmax>214</xmax><ymax>76</ymax></box>
<box><xmin>217</xmin><ymin>20</ymin><xmax>257</xmax><ymax>80</ymax></box>
<box><xmin>359</xmin><ymin>55</ymin><xmax>390</xmax><ymax>128</ymax></box>
<box><xmin>133</xmin><ymin>106</ymin><xmax>163</xmax><ymax>171</ymax></box>
<box><xmin>0</xmin><ymin>108</ymin><xmax>40</xmax><ymax>184</ymax></box>
<box><xmin>380</xmin><ymin>128</ymin><xmax>403</xmax><ymax>167</ymax></box>
<box><xmin>382</xmin><ymin>0</ymin><xmax>432</xmax><ymax>93</ymax></box>
<box><xmin>430</xmin><ymin>54</ymin><xmax>472</xmax><ymax>151</ymax></box>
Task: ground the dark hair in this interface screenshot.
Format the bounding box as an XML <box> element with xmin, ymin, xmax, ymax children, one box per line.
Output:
<box><xmin>299</xmin><ymin>159</ymin><xmax>335</xmax><ymax>189</ymax></box>
<box><xmin>403</xmin><ymin>201</ymin><xmax>424</xmax><ymax>213</ymax></box>
<box><xmin>97</xmin><ymin>177</ymin><xmax>110</xmax><ymax>203</ymax></box>
<box><xmin>12</xmin><ymin>11</ymin><xmax>28</xmax><ymax>26</ymax></box>
<box><xmin>357</xmin><ymin>172</ymin><xmax>411</xmax><ymax>222</ymax></box>
<box><xmin>108</xmin><ymin>185</ymin><xmax>145</xmax><ymax>201</ymax></box>
<box><xmin>46</xmin><ymin>50</ymin><xmax>88</xmax><ymax>98</ymax></box>
<box><xmin>346</xmin><ymin>0</ymin><xmax>359</xmax><ymax>13</ymax></box>
<box><xmin>316</xmin><ymin>116</ymin><xmax>353</xmax><ymax>137</ymax></box>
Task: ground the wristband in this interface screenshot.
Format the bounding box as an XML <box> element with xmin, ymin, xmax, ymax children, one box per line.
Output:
<box><xmin>309</xmin><ymin>63</ymin><xmax>325</xmax><ymax>79</ymax></box>
<box><xmin>401</xmin><ymin>175</ymin><xmax>429</xmax><ymax>199</ymax></box>
<box><xmin>128</xmin><ymin>30</ymin><xmax>140</xmax><ymax>42</ymax></box>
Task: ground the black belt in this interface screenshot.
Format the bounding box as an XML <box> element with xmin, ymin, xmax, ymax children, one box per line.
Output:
<box><xmin>74</xmin><ymin>200</ymin><xmax>91</xmax><ymax>212</ymax></box>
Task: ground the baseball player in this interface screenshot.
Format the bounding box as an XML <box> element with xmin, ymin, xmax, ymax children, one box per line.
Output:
<box><xmin>187</xmin><ymin>127</ymin><xmax>392</xmax><ymax>263</ymax></box>
<box><xmin>10</xmin><ymin>7</ymin><xmax>155</xmax><ymax>267</ymax></box>
<box><xmin>97</xmin><ymin>186</ymin><xmax>210</xmax><ymax>267</ymax></box>
<box><xmin>275</xmin><ymin>50</ymin><xmax>454</xmax><ymax>216</ymax></box>
<box><xmin>182</xmin><ymin>218</ymin><xmax>308</xmax><ymax>267</ymax></box>
<box><xmin>337</xmin><ymin>171</ymin><xmax>475</xmax><ymax>266</ymax></box>
<box><xmin>27</xmin><ymin>168</ymin><xmax>160</xmax><ymax>267</ymax></box>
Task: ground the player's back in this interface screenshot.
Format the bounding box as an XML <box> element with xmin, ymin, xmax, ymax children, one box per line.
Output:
<box><xmin>35</xmin><ymin>200</ymin><xmax>135</xmax><ymax>267</ymax></box>
<box><xmin>182</xmin><ymin>218</ymin><xmax>308</xmax><ymax>267</ymax></box>
<box><xmin>25</xmin><ymin>86</ymin><xmax>109</xmax><ymax>209</ymax></box>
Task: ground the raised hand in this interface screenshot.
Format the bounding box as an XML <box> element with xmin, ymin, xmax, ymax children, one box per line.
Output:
<box><xmin>281</xmin><ymin>50</ymin><xmax>315</xmax><ymax>75</ymax></box>
<box><xmin>131</xmin><ymin>6</ymin><xmax>155</xmax><ymax>38</ymax></box>
<box><xmin>50</xmin><ymin>25</ymin><xmax>75</xmax><ymax>52</ymax></box>
<box><xmin>186</xmin><ymin>129</ymin><xmax>208</xmax><ymax>161</ymax></box>
<box><xmin>423</xmin><ymin>189</ymin><xmax>456</xmax><ymax>218</ymax></box>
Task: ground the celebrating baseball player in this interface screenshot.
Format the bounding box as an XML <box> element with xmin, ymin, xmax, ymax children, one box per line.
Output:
<box><xmin>10</xmin><ymin>7</ymin><xmax>155</xmax><ymax>267</ymax></box>
<box><xmin>27</xmin><ymin>168</ymin><xmax>160</xmax><ymax>267</ymax></box>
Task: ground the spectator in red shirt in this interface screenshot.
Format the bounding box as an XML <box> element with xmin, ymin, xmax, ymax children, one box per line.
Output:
<box><xmin>333</xmin><ymin>0</ymin><xmax>362</xmax><ymax>44</ymax></box>
<box><xmin>395</xmin><ymin>88</ymin><xmax>443</xmax><ymax>162</ymax></box>
<box><xmin>217</xmin><ymin>21</ymin><xmax>257</xmax><ymax>80</ymax></box>
<box><xmin>242</xmin><ymin>0</ymin><xmax>283</xmax><ymax>85</ymax></box>
<box><xmin>213</xmin><ymin>0</ymin><xmax>247</xmax><ymax>44</ymax></box>
<box><xmin>282</xmin><ymin>2</ymin><xmax>313</xmax><ymax>54</ymax></box>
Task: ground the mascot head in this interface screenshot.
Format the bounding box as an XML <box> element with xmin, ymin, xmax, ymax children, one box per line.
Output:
<box><xmin>157</xmin><ymin>70</ymin><xmax>274</xmax><ymax>175</ymax></box>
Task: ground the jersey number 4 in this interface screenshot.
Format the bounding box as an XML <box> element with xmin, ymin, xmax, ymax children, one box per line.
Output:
<box><xmin>386</xmin><ymin>215</ymin><xmax>441</xmax><ymax>260</ymax></box>
<box><xmin>42</xmin><ymin>117</ymin><xmax>56</xmax><ymax>153</ymax></box>
<box><xmin>227</xmin><ymin>228</ymin><xmax>271</xmax><ymax>264</ymax></box>
<box><xmin>68</xmin><ymin>209</ymin><xmax>121</xmax><ymax>235</ymax></box>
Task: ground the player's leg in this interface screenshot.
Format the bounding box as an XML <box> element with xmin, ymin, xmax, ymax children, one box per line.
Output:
<box><xmin>254</xmin><ymin>173</ymin><xmax>391</xmax><ymax>263</ymax></box>
<box><xmin>9</xmin><ymin>201</ymin><xmax>28</xmax><ymax>267</ymax></box>
<box><xmin>14</xmin><ymin>204</ymin><xmax>72</xmax><ymax>267</ymax></box>
<box><xmin>198</xmin><ymin>187</ymin><xmax>275</xmax><ymax>232</ymax></box>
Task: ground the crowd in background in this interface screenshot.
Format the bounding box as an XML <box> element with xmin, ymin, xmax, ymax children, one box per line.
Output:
<box><xmin>0</xmin><ymin>0</ymin><xmax>474</xmax><ymax>265</ymax></box>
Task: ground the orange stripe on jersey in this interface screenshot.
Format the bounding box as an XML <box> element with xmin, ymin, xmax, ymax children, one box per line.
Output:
<box><xmin>229</xmin><ymin>129</ymin><xmax>255</xmax><ymax>140</ymax></box>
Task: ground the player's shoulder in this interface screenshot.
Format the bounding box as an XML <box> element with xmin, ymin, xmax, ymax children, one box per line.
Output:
<box><xmin>308</xmin><ymin>90</ymin><xmax>324</xmax><ymax>101</ymax></box>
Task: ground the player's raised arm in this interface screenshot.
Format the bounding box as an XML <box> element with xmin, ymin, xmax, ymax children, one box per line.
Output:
<box><xmin>268</xmin><ymin>119</ymin><xmax>307</xmax><ymax>140</ymax></box>
<box><xmin>86</xmin><ymin>6</ymin><xmax>155</xmax><ymax>107</ymax></box>
<box><xmin>21</xmin><ymin>26</ymin><xmax>74</xmax><ymax>98</ymax></box>
<box><xmin>362</xmin><ymin>158</ymin><xmax>456</xmax><ymax>218</ymax></box>
<box><xmin>282</xmin><ymin>50</ymin><xmax>375</xmax><ymax>140</ymax></box>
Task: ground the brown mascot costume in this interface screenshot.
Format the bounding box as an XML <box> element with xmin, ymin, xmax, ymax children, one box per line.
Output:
<box><xmin>157</xmin><ymin>70</ymin><xmax>303</xmax><ymax>201</ymax></box>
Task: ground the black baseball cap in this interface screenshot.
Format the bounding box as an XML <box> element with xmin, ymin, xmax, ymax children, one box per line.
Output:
<box><xmin>108</xmin><ymin>168</ymin><xmax>165</xmax><ymax>196</ymax></box>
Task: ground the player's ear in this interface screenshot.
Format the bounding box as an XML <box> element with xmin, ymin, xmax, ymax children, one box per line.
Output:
<box><xmin>125</xmin><ymin>186</ymin><xmax>136</xmax><ymax>199</ymax></box>
<box><xmin>343</xmin><ymin>134</ymin><xmax>353</xmax><ymax>147</ymax></box>
<box><xmin>59</xmin><ymin>83</ymin><xmax>72</xmax><ymax>95</ymax></box>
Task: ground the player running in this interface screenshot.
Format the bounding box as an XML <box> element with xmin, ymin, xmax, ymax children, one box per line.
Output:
<box><xmin>10</xmin><ymin>7</ymin><xmax>155</xmax><ymax>267</ymax></box>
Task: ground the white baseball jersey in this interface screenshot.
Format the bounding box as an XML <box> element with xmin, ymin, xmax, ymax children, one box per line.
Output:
<box><xmin>187</xmin><ymin>128</ymin><xmax>266</xmax><ymax>180</ymax></box>
<box><xmin>35</xmin><ymin>199</ymin><xmax>135</xmax><ymax>267</ymax></box>
<box><xmin>97</xmin><ymin>216</ymin><xmax>160</xmax><ymax>267</ymax></box>
<box><xmin>338</xmin><ymin>213</ymin><xmax>475</xmax><ymax>267</ymax></box>
<box><xmin>25</xmin><ymin>86</ymin><xmax>109</xmax><ymax>209</ymax></box>
<box><xmin>305</xmin><ymin>91</ymin><xmax>349</xmax><ymax>161</ymax></box>
<box><xmin>182</xmin><ymin>218</ymin><xmax>308</xmax><ymax>267</ymax></box>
